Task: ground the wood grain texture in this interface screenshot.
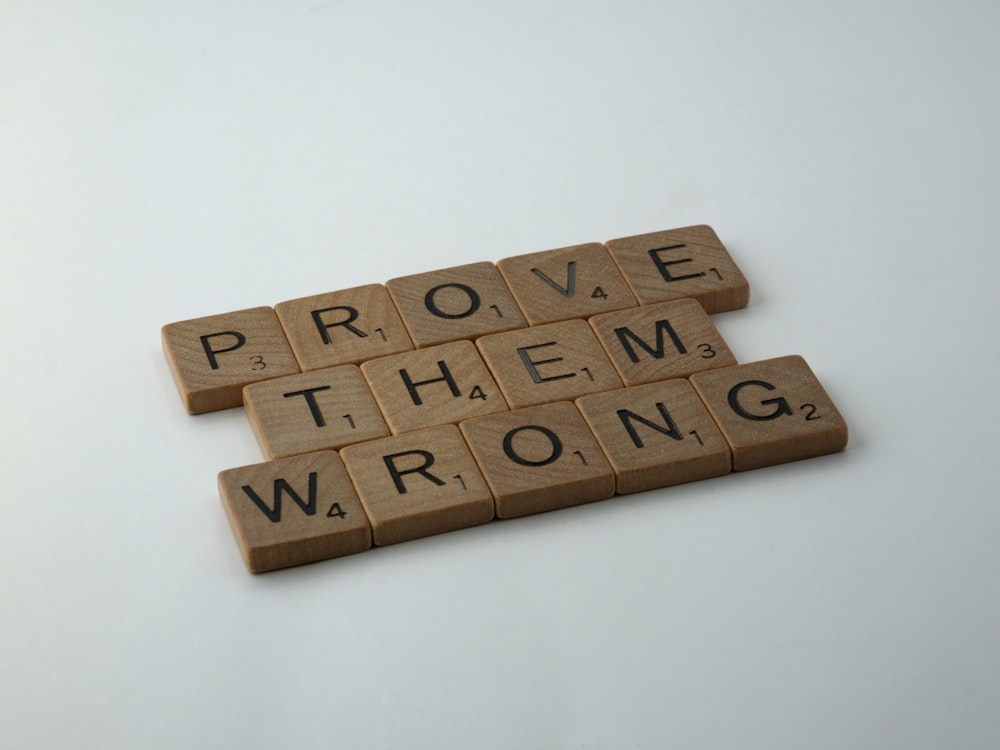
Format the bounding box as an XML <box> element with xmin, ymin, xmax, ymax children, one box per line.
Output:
<box><xmin>589</xmin><ymin>298</ymin><xmax>737</xmax><ymax>386</ymax></box>
<box><xmin>605</xmin><ymin>225</ymin><xmax>750</xmax><ymax>313</ymax></box>
<box><xmin>689</xmin><ymin>355</ymin><xmax>849</xmax><ymax>471</ymax></box>
<box><xmin>360</xmin><ymin>340</ymin><xmax>508</xmax><ymax>434</ymax></box>
<box><xmin>476</xmin><ymin>319</ymin><xmax>623</xmax><ymax>409</ymax></box>
<box><xmin>386</xmin><ymin>261</ymin><xmax>527</xmax><ymax>347</ymax></box>
<box><xmin>576</xmin><ymin>379</ymin><xmax>731</xmax><ymax>494</ymax></box>
<box><xmin>218</xmin><ymin>451</ymin><xmax>372</xmax><ymax>573</ymax></box>
<box><xmin>459</xmin><ymin>401</ymin><xmax>614</xmax><ymax>519</ymax></box>
<box><xmin>243</xmin><ymin>365</ymin><xmax>389</xmax><ymax>459</ymax></box>
<box><xmin>274</xmin><ymin>283</ymin><xmax>414</xmax><ymax>371</ymax></box>
<box><xmin>496</xmin><ymin>242</ymin><xmax>637</xmax><ymax>325</ymax></box>
<box><xmin>340</xmin><ymin>425</ymin><xmax>494</xmax><ymax>546</ymax></box>
<box><xmin>162</xmin><ymin>306</ymin><xmax>300</xmax><ymax>414</ymax></box>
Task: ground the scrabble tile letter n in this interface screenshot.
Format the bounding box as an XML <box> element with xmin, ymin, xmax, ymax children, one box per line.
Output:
<box><xmin>162</xmin><ymin>307</ymin><xmax>300</xmax><ymax>414</ymax></box>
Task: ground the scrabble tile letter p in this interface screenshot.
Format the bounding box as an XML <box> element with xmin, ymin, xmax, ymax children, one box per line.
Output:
<box><xmin>162</xmin><ymin>307</ymin><xmax>301</xmax><ymax>414</ymax></box>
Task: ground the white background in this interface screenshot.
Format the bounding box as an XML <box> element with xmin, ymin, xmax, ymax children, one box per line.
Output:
<box><xmin>3</xmin><ymin>1</ymin><xmax>998</xmax><ymax>748</ymax></box>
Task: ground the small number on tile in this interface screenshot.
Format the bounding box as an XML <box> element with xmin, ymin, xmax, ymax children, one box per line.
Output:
<box><xmin>327</xmin><ymin>502</ymin><xmax>347</xmax><ymax>519</ymax></box>
<box><xmin>801</xmin><ymin>403</ymin><xmax>821</xmax><ymax>420</ymax></box>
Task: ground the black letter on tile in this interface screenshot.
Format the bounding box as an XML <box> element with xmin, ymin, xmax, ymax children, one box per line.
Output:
<box><xmin>649</xmin><ymin>244</ymin><xmax>705</xmax><ymax>283</ymax></box>
<box><xmin>399</xmin><ymin>361</ymin><xmax>461</xmax><ymax>405</ymax></box>
<box><xmin>531</xmin><ymin>261</ymin><xmax>577</xmax><ymax>297</ymax></box>
<box><xmin>616</xmin><ymin>402</ymin><xmax>683</xmax><ymax>448</ymax></box>
<box><xmin>517</xmin><ymin>342</ymin><xmax>576</xmax><ymax>383</ymax></box>
<box><xmin>283</xmin><ymin>385</ymin><xmax>333</xmax><ymax>427</ymax></box>
<box><xmin>383</xmin><ymin>450</ymin><xmax>446</xmax><ymax>494</ymax></box>
<box><xmin>424</xmin><ymin>283</ymin><xmax>481</xmax><ymax>319</ymax></box>
<box><xmin>311</xmin><ymin>306</ymin><xmax>367</xmax><ymax>344</ymax></box>
<box><xmin>727</xmin><ymin>380</ymin><xmax>793</xmax><ymax>421</ymax></box>
<box><xmin>613</xmin><ymin>318</ymin><xmax>687</xmax><ymax>362</ymax></box>
<box><xmin>200</xmin><ymin>331</ymin><xmax>246</xmax><ymax>369</ymax></box>
<box><xmin>241</xmin><ymin>472</ymin><xmax>318</xmax><ymax>523</ymax></box>
<box><xmin>502</xmin><ymin>425</ymin><xmax>563</xmax><ymax>467</ymax></box>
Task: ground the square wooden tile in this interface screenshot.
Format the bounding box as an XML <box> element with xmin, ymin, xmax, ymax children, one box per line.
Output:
<box><xmin>605</xmin><ymin>225</ymin><xmax>750</xmax><ymax>313</ymax></box>
<box><xmin>218</xmin><ymin>451</ymin><xmax>372</xmax><ymax>573</ymax></box>
<box><xmin>689</xmin><ymin>355</ymin><xmax>849</xmax><ymax>471</ymax></box>
<box><xmin>243</xmin><ymin>365</ymin><xmax>390</xmax><ymax>459</ymax></box>
<box><xmin>340</xmin><ymin>424</ymin><xmax>494</xmax><ymax>546</ymax></box>
<box><xmin>162</xmin><ymin>306</ymin><xmax>300</xmax><ymax>414</ymax></box>
<box><xmin>459</xmin><ymin>401</ymin><xmax>615</xmax><ymax>519</ymax></box>
<box><xmin>496</xmin><ymin>242</ymin><xmax>638</xmax><ymax>325</ymax></box>
<box><xmin>386</xmin><ymin>261</ymin><xmax>527</xmax><ymax>347</ymax></box>
<box><xmin>476</xmin><ymin>319</ymin><xmax>623</xmax><ymax>409</ymax></box>
<box><xmin>274</xmin><ymin>284</ymin><xmax>414</xmax><ymax>371</ymax></box>
<box><xmin>576</xmin><ymin>379</ymin><xmax>731</xmax><ymax>494</ymax></box>
<box><xmin>589</xmin><ymin>298</ymin><xmax>738</xmax><ymax>386</ymax></box>
<box><xmin>360</xmin><ymin>340</ymin><xmax>508</xmax><ymax>434</ymax></box>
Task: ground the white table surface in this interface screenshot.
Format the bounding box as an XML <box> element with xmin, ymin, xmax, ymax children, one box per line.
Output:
<box><xmin>3</xmin><ymin>1</ymin><xmax>998</xmax><ymax>747</ymax></box>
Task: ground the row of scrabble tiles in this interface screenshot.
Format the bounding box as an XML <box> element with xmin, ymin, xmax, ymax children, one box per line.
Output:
<box><xmin>161</xmin><ymin>225</ymin><xmax>848</xmax><ymax>573</ymax></box>
<box><xmin>219</xmin><ymin>357</ymin><xmax>848</xmax><ymax>572</ymax></box>
<box><xmin>161</xmin><ymin>225</ymin><xmax>749</xmax><ymax>415</ymax></box>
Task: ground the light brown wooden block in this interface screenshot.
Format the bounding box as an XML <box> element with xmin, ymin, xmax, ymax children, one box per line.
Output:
<box><xmin>162</xmin><ymin>306</ymin><xmax>300</xmax><ymax>414</ymax></box>
<box><xmin>340</xmin><ymin>424</ymin><xmax>494</xmax><ymax>545</ymax></box>
<box><xmin>576</xmin><ymin>379</ymin><xmax>731</xmax><ymax>494</ymax></box>
<box><xmin>605</xmin><ymin>225</ymin><xmax>750</xmax><ymax>313</ymax></box>
<box><xmin>243</xmin><ymin>365</ymin><xmax>390</xmax><ymax>459</ymax></box>
<box><xmin>496</xmin><ymin>242</ymin><xmax>638</xmax><ymax>325</ymax></box>
<box><xmin>459</xmin><ymin>401</ymin><xmax>614</xmax><ymax>519</ymax></box>
<box><xmin>386</xmin><ymin>261</ymin><xmax>527</xmax><ymax>347</ymax></box>
<box><xmin>360</xmin><ymin>340</ymin><xmax>508</xmax><ymax>434</ymax></box>
<box><xmin>218</xmin><ymin>451</ymin><xmax>372</xmax><ymax>573</ymax></box>
<box><xmin>588</xmin><ymin>298</ymin><xmax>737</xmax><ymax>386</ymax></box>
<box><xmin>476</xmin><ymin>319</ymin><xmax>623</xmax><ymax>409</ymax></box>
<box><xmin>274</xmin><ymin>284</ymin><xmax>414</xmax><ymax>371</ymax></box>
<box><xmin>689</xmin><ymin>355</ymin><xmax>848</xmax><ymax>471</ymax></box>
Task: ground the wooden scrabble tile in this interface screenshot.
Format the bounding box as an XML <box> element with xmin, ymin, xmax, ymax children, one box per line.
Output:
<box><xmin>476</xmin><ymin>319</ymin><xmax>623</xmax><ymax>409</ymax></box>
<box><xmin>496</xmin><ymin>242</ymin><xmax>638</xmax><ymax>325</ymax></box>
<box><xmin>575</xmin><ymin>379</ymin><xmax>731</xmax><ymax>494</ymax></box>
<box><xmin>360</xmin><ymin>340</ymin><xmax>508</xmax><ymax>434</ymax></box>
<box><xmin>218</xmin><ymin>451</ymin><xmax>372</xmax><ymax>573</ymax></box>
<box><xmin>243</xmin><ymin>365</ymin><xmax>390</xmax><ymax>459</ymax></box>
<box><xmin>340</xmin><ymin>425</ymin><xmax>494</xmax><ymax>546</ymax></box>
<box><xmin>689</xmin><ymin>355</ymin><xmax>848</xmax><ymax>471</ymax></box>
<box><xmin>386</xmin><ymin>261</ymin><xmax>527</xmax><ymax>347</ymax></box>
<box><xmin>459</xmin><ymin>401</ymin><xmax>615</xmax><ymax>519</ymax></box>
<box><xmin>588</xmin><ymin>298</ymin><xmax>737</xmax><ymax>386</ymax></box>
<box><xmin>274</xmin><ymin>284</ymin><xmax>414</xmax><ymax>371</ymax></box>
<box><xmin>605</xmin><ymin>225</ymin><xmax>750</xmax><ymax>313</ymax></box>
<box><xmin>162</xmin><ymin>306</ymin><xmax>300</xmax><ymax>414</ymax></box>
